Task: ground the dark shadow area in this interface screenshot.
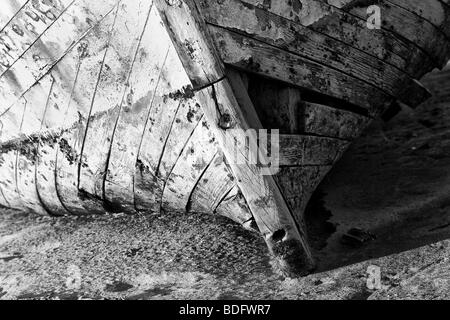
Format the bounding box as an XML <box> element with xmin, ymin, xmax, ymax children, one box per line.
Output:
<box><xmin>305</xmin><ymin>65</ymin><xmax>450</xmax><ymax>271</ymax></box>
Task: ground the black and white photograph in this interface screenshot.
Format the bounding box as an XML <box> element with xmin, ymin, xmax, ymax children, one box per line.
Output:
<box><xmin>0</xmin><ymin>0</ymin><xmax>450</xmax><ymax>305</ymax></box>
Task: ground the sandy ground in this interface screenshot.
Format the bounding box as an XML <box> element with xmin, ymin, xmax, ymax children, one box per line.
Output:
<box><xmin>1</xmin><ymin>66</ymin><xmax>449</xmax><ymax>300</ymax></box>
<box><xmin>1</xmin><ymin>210</ymin><xmax>449</xmax><ymax>300</ymax></box>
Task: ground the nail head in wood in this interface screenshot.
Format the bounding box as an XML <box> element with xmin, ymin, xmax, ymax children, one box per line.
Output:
<box><xmin>219</xmin><ymin>113</ymin><xmax>233</xmax><ymax>130</ymax></box>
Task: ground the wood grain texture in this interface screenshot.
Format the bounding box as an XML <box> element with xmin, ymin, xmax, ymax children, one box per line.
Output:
<box><xmin>196</xmin><ymin>0</ymin><xmax>430</xmax><ymax>108</ymax></box>
<box><xmin>162</xmin><ymin>118</ymin><xmax>219</xmax><ymax>212</ymax></box>
<box><xmin>132</xmin><ymin>12</ymin><xmax>205</xmax><ymax>213</ymax></box>
<box><xmin>279</xmin><ymin>134</ymin><xmax>350</xmax><ymax>167</ymax></box>
<box><xmin>104</xmin><ymin>5</ymin><xmax>171</xmax><ymax>213</ymax></box>
<box><xmin>78</xmin><ymin>0</ymin><xmax>153</xmax><ymax>203</ymax></box>
<box><xmin>0</xmin><ymin>0</ymin><xmax>28</xmax><ymax>31</ymax></box>
<box><xmin>300</xmin><ymin>102</ymin><xmax>371</xmax><ymax>140</ymax></box>
<box><xmin>215</xmin><ymin>184</ymin><xmax>256</xmax><ymax>231</ymax></box>
<box><xmin>188</xmin><ymin>151</ymin><xmax>236</xmax><ymax>214</ymax></box>
<box><xmin>327</xmin><ymin>0</ymin><xmax>450</xmax><ymax>68</ymax></box>
<box><xmin>0</xmin><ymin>98</ymin><xmax>27</xmax><ymax>210</ymax></box>
<box><xmin>387</xmin><ymin>0</ymin><xmax>450</xmax><ymax>39</ymax></box>
<box><xmin>240</xmin><ymin>0</ymin><xmax>435</xmax><ymax>78</ymax></box>
<box><xmin>0</xmin><ymin>0</ymin><xmax>73</xmax><ymax>75</ymax></box>
<box><xmin>0</xmin><ymin>0</ymin><xmax>121</xmax><ymax>115</ymax></box>
<box><xmin>277</xmin><ymin>165</ymin><xmax>332</xmax><ymax>228</ymax></box>
<box><xmin>209</xmin><ymin>26</ymin><xmax>394</xmax><ymax>115</ymax></box>
<box><xmin>134</xmin><ymin>97</ymin><xmax>204</xmax><ymax>213</ymax></box>
<box><xmin>246</xmin><ymin>77</ymin><xmax>372</xmax><ymax>139</ymax></box>
<box><xmin>154</xmin><ymin>0</ymin><xmax>224</xmax><ymax>88</ymax></box>
<box><xmin>35</xmin><ymin>39</ymin><xmax>87</xmax><ymax>216</ymax></box>
<box><xmin>15</xmin><ymin>77</ymin><xmax>54</xmax><ymax>215</ymax></box>
<box><xmin>54</xmin><ymin>8</ymin><xmax>118</xmax><ymax>215</ymax></box>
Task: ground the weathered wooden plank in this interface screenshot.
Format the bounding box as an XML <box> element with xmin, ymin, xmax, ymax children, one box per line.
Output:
<box><xmin>0</xmin><ymin>76</ymin><xmax>57</xmax><ymax>145</ymax></box>
<box><xmin>225</xmin><ymin>68</ymin><xmax>263</xmax><ymax>129</ymax></box>
<box><xmin>0</xmin><ymin>98</ymin><xmax>26</xmax><ymax>209</ymax></box>
<box><xmin>132</xmin><ymin>19</ymin><xmax>205</xmax><ymax>213</ymax></box>
<box><xmin>279</xmin><ymin>135</ymin><xmax>350</xmax><ymax>167</ymax></box>
<box><xmin>0</xmin><ymin>0</ymin><xmax>73</xmax><ymax>75</ymax></box>
<box><xmin>0</xmin><ymin>15</ymin><xmax>88</xmax><ymax>215</ymax></box>
<box><xmin>246</xmin><ymin>77</ymin><xmax>372</xmax><ymax>139</ymax></box>
<box><xmin>277</xmin><ymin>165</ymin><xmax>333</xmax><ymax>227</ymax></box>
<box><xmin>196</xmin><ymin>0</ymin><xmax>430</xmax><ymax>108</ymax></box>
<box><xmin>134</xmin><ymin>97</ymin><xmax>204</xmax><ymax>213</ymax></box>
<box><xmin>55</xmin><ymin>9</ymin><xmax>118</xmax><ymax>215</ymax></box>
<box><xmin>241</xmin><ymin>0</ymin><xmax>435</xmax><ymax>78</ymax></box>
<box><xmin>154</xmin><ymin>0</ymin><xmax>224</xmax><ymax>88</ymax></box>
<box><xmin>327</xmin><ymin>0</ymin><xmax>450</xmax><ymax>68</ymax></box>
<box><xmin>0</xmin><ymin>186</ymin><xmax>10</xmax><ymax>208</ymax></box>
<box><xmin>18</xmin><ymin>83</ymin><xmax>52</xmax><ymax>136</ymax></box>
<box><xmin>15</xmin><ymin>76</ymin><xmax>54</xmax><ymax>215</ymax></box>
<box><xmin>388</xmin><ymin>0</ymin><xmax>450</xmax><ymax>39</ymax></box>
<box><xmin>131</xmin><ymin>48</ymin><xmax>194</xmax><ymax>214</ymax></box>
<box><xmin>0</xmin><ymin>100</ymin><xmax>25</xmax><ymax>144</ymax></box>
<box><xmin>209</xmin><ymin>27</ymin><xmax>393</xmax><ymax>116</ymax></box>
<box><xmin>301</xmin><ymin>102</ymin><xmax>371</xmax><ymax>140</ymax></box>
<box><xmin>0</xmin><ymin>99</ymin><xmax>25</xmax><ymax>143</ymax></box>
<box><xmin>180</xmin><ymin>130</ymin><xmax>252</xmax><ymax>228</ymax></box>
<box><xmin>0</xmin><ymin>0</ymin><xmax>121</xmax><ymax>115</ymax></box>
<box><xmin>188</xmin><ymin>151</ymin><xmax>236</xmax><ymax>214</ymax></box>
<box><xmin>0</xmin><ymin>21</ymin><xmax>81</xmax><ymax>144</ymax></box>
<box><xmin>78</xmin><ymin>0</ymin><xmax>153</xmax><ymax>204</ymax></box>
<box><xmin>104</xmin><ymin>5</ymin><xmax>173</xmax><ymax>213</ymax></box>
<box><xmin>0</xmin><ymin>149</ymin><xmax>22</xmax><ymax>209</ymax></box>
<box><xmin>133</xmin><ymin>42</ymin><xmax>203</xmax><ymax>214</ymax></box>
<box><xmin>276</xmin><ymin>87</ymin><xmax>301</xmax><ymax>134</ymax></box>
<box><xmin>35</xmin><ymin>135</ymin><xmax>65</xmax><ymax>216</ymax></box>
<box><xmin>0</xmin><ymin>119</ymin><xmax>9</xmax><ymax>208</ymax></box>
<box><xmin>162</xmin><ymin>118</ymin><xmax>219</xmax><ymax>212</ymax></box>
<box><xmin>215</xmin><ymin>184</ymin><xmax>256</xmax><ymax>231</ymax></box>
<box><xmin>35</xmin><ymin>49</ymin><xmax>80</xmax><ymax>216</ymax></box>
<box><xmin>0</xmin><ymin>0</ymin><xmax>28</xmax><ymax>30</ymax></box>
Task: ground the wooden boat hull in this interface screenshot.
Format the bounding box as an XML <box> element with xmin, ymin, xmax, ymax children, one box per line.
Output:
<box><xmin>0</xmin><ymin>0</ymin><xmax>449</xmax><ymax>276</ymax></box>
